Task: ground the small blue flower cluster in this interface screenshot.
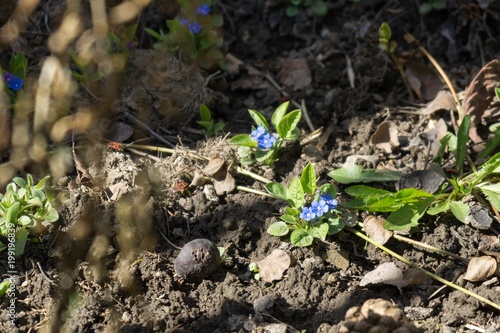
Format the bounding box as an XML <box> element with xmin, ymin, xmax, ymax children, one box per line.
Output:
<box><xmin>299</xmin><ymin>194</ymin><xmax>338</xmax><ymax>222</ymax></box>
<box><xmin>3</xmin><ymin>72</ymin><xmax>23</xmax><ymax>91</ymax></box>
<box><xmin>251</xmin><ymin>126</ymin><xmax>276</xmax><ymax>149</ymax></box>
<box><xmin>180</xmin><ymin>4</ymin><xmax>211</xmax><ymax>35</ymax></box>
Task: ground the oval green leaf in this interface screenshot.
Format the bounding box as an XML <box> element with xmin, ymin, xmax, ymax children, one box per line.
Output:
<box><xmin>267</xmin><ymin>221</ymin><xmax>290</xmax><ymax>237</ymax></box>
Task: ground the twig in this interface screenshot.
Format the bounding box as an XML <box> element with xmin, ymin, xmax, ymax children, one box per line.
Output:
<box><xmin>236</xmin><ymin>185</ymin><xmax>276</xmax><ymax>199</ymax></box>
<box><xmin>36</xmin><ymin>261</ymin><xmax>57</xmax><ymax>286</ymax></box>
<box><xmin>123</xmin><ymin>111</ymin><xmax>176</xmax><ymax>148</ymax></box>
<box><xmin>300</xmin><ymin>99</ymin><xmax>315</xmax><ymax>132</ymax></box>
<box><xmin>159</xmin><ymin>230</ymin><xmax>182</xmax><ymax>250</ymax></box>
<box><xmin>345</xmin><ymin>226</ymin><xmax>500</xmax><ymax>311</ymax></box>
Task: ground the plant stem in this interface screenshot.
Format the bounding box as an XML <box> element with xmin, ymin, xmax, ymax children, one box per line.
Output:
<box><xmin>392</xmin><ymin>234</ymin><xmax>468</xmax><ymax>263</ymax></box>
<box><xmin>389</xmin><ymin>53</ymin><xmax>414</xmax><ymax>100</ymax></box>
<box><xmin>236</xmin><ymin>185</ymin><xmax>277</xmax><ymax>199</ymax></box>
<box><xmin>345</xmin><ymin>226</ymin><xmax>500</xmax><ymax>311</ymax></box>
<box><xmin>235</xmin><ymin>166</ymin><xmax>272</xmax><ymax>184</ymax></box>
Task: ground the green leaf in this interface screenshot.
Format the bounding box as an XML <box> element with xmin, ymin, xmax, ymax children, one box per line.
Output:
<box><xmin>213</xmin><ymin>122</ymin><xmax>225</xmax><ymax>133</ymax></box>
<box><xmin>290</xmin><ymin>229</ymin><xmax>313</xmax><ymax>247</ymax></box>
<box><xmin>43</xmin><ymin>207</ymin><xmax>59</xmax><ymax>223</ymax></box>
<box><xmin>456</xmin><ymin>115</ymin><xmax>471</xmax><ymax>174</ymax></box>
<box><xmin>318</xmin><ymin>183</ymin><xmax>337</xmax><ymax>198</ymax></box>
<box><xmin>277</xmin><ymin>110</ymin><xmax>301</xmax><ymax>140</ymax></box>
<box><xmin>385</xmin><ymin>197</ymin><xmax>434</xmax><ymax>231</ymax></box>
<box><xmin>287</xmin><ymin>178</ymin><xmax>305</xmax><ymax>209</ymax></box>
<box><xmin>478</xmin><ymin>183</ymin><xmax>500</xmax><ymax>211</ymax></box>
<box><xmin>229</xmin><ymin>134</ymin><xmax>257</xmax><ymax>147</ymax></box>
<box><xmin>478</xmin><ymin>126</ymin><xmax>500</xmax><ymax>160</ymax></box>
<box><xmin>271</xmin><ymin>101</ymin><xmax>289</xmax><ymax>128</ymax></box>
<box><xmin>286</xmin><ymin>5</ymin><xmax>300</xmax><ymax>17</ymax></box>
<box><xmin>199</xmin><ymin>104</ymin><xmax>211</xmax><ymax>122</ymax></box>
<box><xmin>267</xmin><ymin>222</ymin><xmax>290</xmax><ymax>237</ymax></box>
<box><xmin>255</xmin><ymin>147</ymin><xmax>277</xmax><ymax>164</ymax></box>
<box><xmin>14</xmin><ymin>228</ymin><xmax>28</xmax><ymax>256</ymax></box>
<box><xmin>265</xmin><ymin>182</ymin><xmax>288</xmax><ymax>200</ymax></box>
<box><xmin>285</xmin><ymin>206</ymin><xmax>300</xmax><ymax>216</ymax></box>
<box><xmin>280</xmin><ymin>214</ymin><xmax>297</xmax><ymax>224</ymax></box>
<box><xmin>311</xmin><ymin>0</ymin><xmax>327</xmax><ymax>16</ymax></box>
<box><xmin>379</xmin><ymin>22</ymin><xmax>392</xmax><ymax>41</ymax></box>
<box><xmin>0</xmin><ymin>279</ymin><xmax>11</xmax><ymax>298</ymax></box>
<box><xmin>427</xmin><ymin>200</ymin><xmax>450</xmax><ymax>215</ymax></box>
<box><xmin>300</xmin><ymin>163</ymin><xmax>316</xmax><ymax>196</ymax></box>
<box><xmin>328</xmin><ymin>165</ymin><xmax>403</xmax><ymax>184</ymax></box>
<box><xmin>197</xmin><ymin>120</ymin><xmax>213</xmax><ymax>129</ymax></box>
<box><xmin>344</xmin><ymin>185</ymin><xmax>391</xmax><ymax>198</ymax></box>
<box><xmin>145</xmin><ymin>28</ymin><xmax>162</xmax><ymax>40</ymax></box>
<box><xmin>307</xmin><ymin>223</ymin><xmax>329</xmax><ymax>240</ymax></box>
<box><xmin>248</xmin><ymin>109</ymin><xmax>269</xmax><ymax>130</ymax></box>
<box><xmin>13</xmin><ymin>177</ymin><xmax>27</xmax><ymax>188</ymax></box>
<box><xmin>328</xmin><ymin>216</ymin><xmax>345</xmax><ymax>235</ymax></box>
<box><xmin>449</xmin><ymin>201</ymin><xmax>469</xmax><ymax>223</ymax></box>
<box><xmin>6</xmin><ymin>202</ymin><xmax>20</xmax><ymax>225</ymax></box>
<box><xmin>433</xmin><ymin>132</ymin><xmax>456</xmax><ymax>164</ymax></box>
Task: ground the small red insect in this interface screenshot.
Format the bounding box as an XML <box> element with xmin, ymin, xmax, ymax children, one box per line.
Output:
<box><xmin>107</xmin><ymin>142</ymin><xmax>124</xmax><ymax>151</ymax></box>
<box><xmin>172</xmin><ymin>181</ymin><xmax>189</xmax><ymax>193</ymax></box>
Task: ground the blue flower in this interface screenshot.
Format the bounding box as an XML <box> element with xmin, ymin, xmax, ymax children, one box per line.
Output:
<box><xmin>321</xmin><ymin>194</ymin><xmax>338</xmax><ymax>210</ymax></box>
<box><xmin>180</xmin><ymin>18</ymin><xmax>189</xmax><ymax>26</ymax></box>
<box><xmin>300</xmin><ymin>207</ymin><xmax>316</xmax><ymax>221</ymax></box>
<box><xmin>3</xmin><ymin>72</ymin><xmax>23</xmax><ymax>91</ymax></box>
<box><xmin>196</xmin><ymin>4</ymin><xmax>211</xmax><ymax>16</ymax></box>
<box><xmin>250</xmin><ymin>126</ymin><xmax>276</xmax><ymax>149</ymax></box>
<box><xmin>311</xmin><ymin>200</ymin><xmax>329</xmax><ymax>217</ymax></box>
<box><xmin>188</xmin><ymin>21</ymin><xmax>202</xmax><ymax>34</ymax></box>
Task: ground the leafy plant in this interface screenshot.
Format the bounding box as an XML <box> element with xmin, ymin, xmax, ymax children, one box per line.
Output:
<box><xmin>1</xmin><ymin>52</ymin><xmax>27</xmax><ymax>103</ymax></box>
<box><xmin>0</xmin><ymin>279</ymin><xmax>10</xmax><ymax>298</ymax></box>
<box><xmin>419</xmin><ymin>0</ymin><xmax>446</xmax><ymax>15</ymax></box>
<box><xmin>146</xmin><ymin>0</ymin><xmax>225</xmax><ymax>70</ymax></box>
<box><xmin>265</xmin><ymin>163</ymin><xmax>345</xmax><ymax>247</ymax></box>
<box><xmin>70</xmin><ymin>24</ymin><xmax>137</xmax><ymax>85</ymax></box>
<box><xmin>284</xmin><ymin>0</ymin><xmax>328</xmax><ymax>17</ymax></box>
<box><xmin>197</xmin><ymin>104</ymin><xmax>224</xmax><ymax>138</ymax></box>
<box><xmin>0</xmin><ymin>175</ymin><xmax>59</xmax><ymax>256</ymax></box>
<box><xmin>229</xmin><ymin>101</ymin><xmax>302</xmax><ymax>165</ymax></box>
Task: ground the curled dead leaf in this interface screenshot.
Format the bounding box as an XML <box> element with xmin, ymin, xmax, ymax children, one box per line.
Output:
<box><xmin>461</xmin><ymin>59</ymin><xmax>500</xmax><ymax>143</ymax></box>
<box><xmin>364</xmin><ymin>215</ymin><xmax>393</xmax><ymax>245</ymax></box>
<box><xmin>463</xmin><ymin>256</ymin><xmax>498</xmax><ymax>282</ymax></box>
<box><xmin>405</xmin><ymin>60</ymin><xmax>443</xmax><ymax>101</ymax></box>
<box><xmin>359</xmin><ymin>262</ymin><xmax>404</xmax><ymax>291</ymax></box>
<box><xmin>189</xmin><ymin>170</ymin><xmax>206</xmax><ymax>187</ymax></box>
<box><xmin>257</xmin><ymin>249</ymin><xmax>291</xmax><ymax>282</ymax></box>
<box><xmin>202</xmin><ymin>156</ymin><xmax>226</xmax><ymax>176</ymax></box>
<box><xmin>370</xmin><ymin>121</ymin><xmax>399</xmax><ymax>153</ymax></box>
<box><xmin>213</xmin><ymin>171</ymin><xmax>235</xmax><ymax>196</ymax></box>
<box><xmin>417</xmin><ymin>90</ymin><xmax>456</xmax><ymax>115</ymax></box>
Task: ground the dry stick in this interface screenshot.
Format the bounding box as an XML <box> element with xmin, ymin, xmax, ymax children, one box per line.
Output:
<box><xmin>123</xmin><ymin>111</ymin><xmax>176</xmax><ymax>148</ymax></box>
<box><xmin>126</xmin><ymin>144</ymin><xmax>273</xmax><ymax>184</ymax></box>
<box><xmin>345</xmin><ymin>226</ymin><xmax>500</xmax><ymax>311</ymax></box>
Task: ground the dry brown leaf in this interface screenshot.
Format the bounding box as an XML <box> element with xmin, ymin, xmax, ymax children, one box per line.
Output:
<box><xmin>417</xmin><ymin>90</ymin><xmax>456</xmax><ymax>115</ymax></box>
<box><xmin>280</xmin><ymin>58</ymin><xmax>312</xmax><ymax>91</ymax></box>
<box><xmin>213</xmin><ymin>171</ymin><xmax>235</xmax><ymax>196</ymax></box>
<box><xmin>405</xmin><ymin>61</ymin><xmax>444</xmax><ymax>101</ymax></box>
<box><xmin>463</xmin><ymin>256</ymin><xmax>498</xmax><ymax>282</ymax></box>
<box><xmin>403</xmin><ymin>267</ymin><xmax>428</xmax><ymax>287</ymax></box>
<box><xmin>189</xmin><ymin>170</ymin><xmax>206</xmax><ymax>187</ymax></box>
<box><xmin>359</xmin><ymin>262</ymin><xmax>404</xmax><ymax>291</ymax></box>
<box><xmin>257</xmin><ymin>249</ymin><xmax>291</xmax><ymax>282</ymax></box>
<box><xmin>106</xmin><ymin>181</ymin><xmax>129</xmax><ymax>201</ymax></box>
<box><xmin>461</xmin><ymin>59</ymin><xmax>500</xmax><ymax>143</ymax></box>
<box><xmin>370</xmin><ymin>121</ymin><xmax>399</xmax><ymax>153</ymax></box>
<box><xmin>364</xmin><ymin>215</ymin><xmax>393</xmax><ymax>245</ymax></box>
<box><xmin>202</xmin><ymin>156</ymin><xmax>225</xmax><ymax>176</ymax></box>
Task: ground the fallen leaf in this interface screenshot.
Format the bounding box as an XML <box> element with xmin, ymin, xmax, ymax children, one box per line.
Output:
<box><xmin>189</xmin><ymin>170</ymin><xmax>206</xmax><ymax>187</ymax></box>
<box><xmin>405</xmin><ymin>61</ymin><xmax>444</xmax><ymax>101</ymax></box>
<box><xmin>359</xmin><ymin>262</ymin><xmax>404</xmax><ymax>291</ymax></box>
<box><xmin>461</xmin><ymin>59</ymin><xmax>500</xmax><ymax>143</ymax></box>
<box><xmin>280</xmin><ymin>58</ymin><xmax>312</xmax><ymax>91</ymax></box>
<box><xmin>417</xmin><ymin>90</ymin><xmax>456</xmax><ymax>115</ymax></box>
<box><xmin>421</xmin><ymin>118</ymin><xmax>448</xmax><ymax>156</ymax></box>
<box><xmin>364</xmin><ymin>215</ymin><xmax>393</xmax><ymax>245</ymax></box>
<box><xmin>202</xmin><ymin>157</ymin><xmax>225</xmax><ymax>176</ymax></box>
<box><xmin>370</xmin><ymin>121</ymin><xmax>399</xmax><ymax>153</ymax></box>
<box><xmin>257</xmin><ymin>249</ymin><xmax>291</xmax><ymax>282</ymax></box>
<box><xmin>463</xmin><ymin>256</ymin><xmax>497</xmax><ymax>282</ymax></box>
<box><xmin>403</xmin><ymin>267</ymin><xmax>428</xmax><ymax>286</ymax></box>
<box><xmin>105</xmin><ymin>181</ymin><xmax>129</xmax><ymax>201</ymax></box>
<box><xmin>213</xmin><ymin>171</ymin><xmax>236</xmax><ymax>196</ymax></box>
